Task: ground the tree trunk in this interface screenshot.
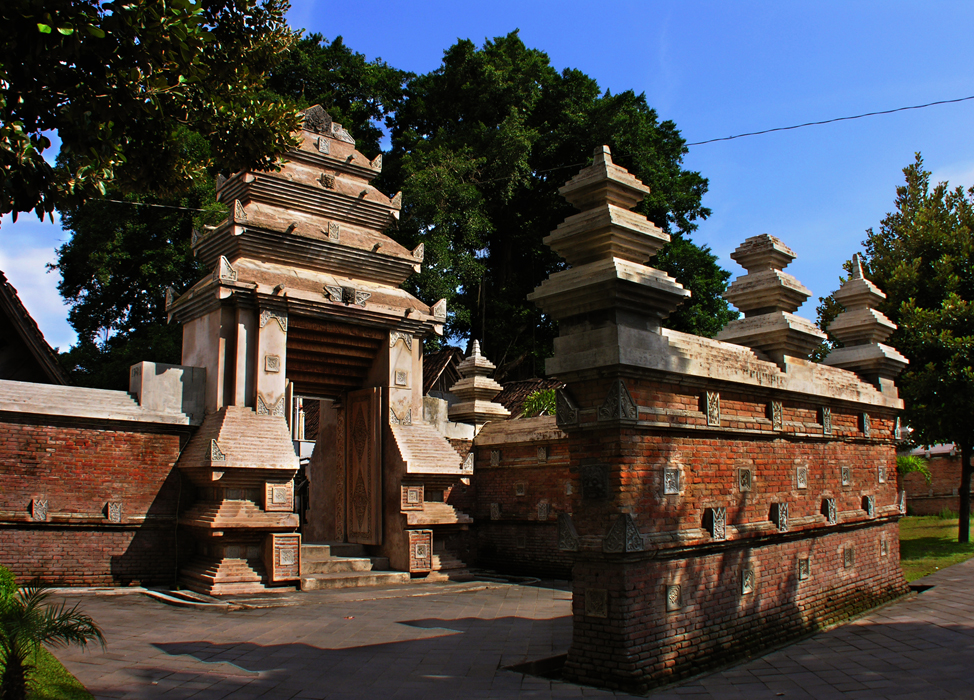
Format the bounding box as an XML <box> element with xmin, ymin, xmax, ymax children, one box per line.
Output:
<box><xmin>0</xmin><ymin>649</ymin><xmax>29</xmax><ymax>700</ymax></box>
<box><xmin>959</xmin><ymin>442</ymin><xmax>973</xmax><ymax>544</ymax></box>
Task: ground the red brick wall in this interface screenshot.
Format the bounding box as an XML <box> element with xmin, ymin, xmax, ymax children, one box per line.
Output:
<box><xmin>900</xmin><ymin>454</ymin><xmax>973</xmax><ymax>515</ymax></box>
<box><xmin>0</xmin><ymin>416</ymin><xmax>186</xmax><ymax>586</ymax></box>
<box><xmin>566</xmin><ymin>520</ymin><xmax>906</xmax><ymax>692</ymax></box>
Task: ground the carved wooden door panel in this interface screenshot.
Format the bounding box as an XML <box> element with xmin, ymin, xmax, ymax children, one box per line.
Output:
<box><xmin>345</xmin><ymin>387</ymin><xmax>382</xmax><ymax>544</ymax></box>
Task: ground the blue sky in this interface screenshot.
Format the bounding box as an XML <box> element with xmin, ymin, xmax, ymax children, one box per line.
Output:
<box><xmin>5</xmin><ymin>0</ymin><xmax>974</xmax><ymax>351</ymax></box>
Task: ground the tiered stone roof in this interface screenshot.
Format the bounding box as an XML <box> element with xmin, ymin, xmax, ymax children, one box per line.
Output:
<box><xmin>823</xmin><ymin>254</ymin><xmax>907</xmax><ymax>395</ymax></box>
<box><xmin>716</xmin><ymin>234</ymin><xmax>826</xmax><ymax>366</ymax></box>
<box><xmin>528</xmin><ymin>146</ymin><xmax>689</xmax><ymax>331</ymax></box>
<box><xmin>448</xmin><ymin>341</ymin><xmax>510</xmax><ymax>426</ymax></box>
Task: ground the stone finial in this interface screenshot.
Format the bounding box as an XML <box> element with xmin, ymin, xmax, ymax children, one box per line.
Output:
<box><xmin>448</xmin><ymin>341</ymin><xmax>511</xmax><ymax>427</ymax></box>
<box><xmin>823</xmin><ymin>254</ymin><xmax>907</xmax><ymax>395</ymax></box>
<box><xmin>528</xmin><ymin>146</ymin><xmax>689</xmax><ymax>332</ymax></box>
<box><xmin>716</xmin><ymin>234</ymin><xmax>826</xmax><ymax>367</ymax></box>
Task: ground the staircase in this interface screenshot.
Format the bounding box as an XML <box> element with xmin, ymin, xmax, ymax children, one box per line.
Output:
<box><xmin>299</xmin><ymin>543</ymin><xmax>410</xmax><ymax>590</ymax></box>
<box><xmin>426</xmin><ymin>548</ymin><xmax>473</xmax><ymax>582</ymax></box>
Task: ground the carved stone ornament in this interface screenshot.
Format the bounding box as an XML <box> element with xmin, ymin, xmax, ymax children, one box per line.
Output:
<box><xmin>599</xmin><ymin>379</ymin><xmax>637</xmax><ymax>421</ymax></box>
<box><xmin>210</xmin><ymin>439</ymin><xmax>226</xmax><ymax>462</ymax></box>
<box><xmin>895</xmin><ymin>416</ymin><xmax>902</xmax><ymax>440</ymax></box>
<box><xmin>666</xmin><ymin>584</ymin><xmax>682</xmax><ymax>612</ymax></box>
<box><xmin>774</xmin><ymin>502</ymin><xmax>789</xmax><ymax>532</ymax></box>
<box><xmin>555</xmin><ymin>388</ymin><xmax>579</xmax><ymax>427</ymax></box>
<box><xmin>191</xmin><ymin>228</ymin><xmax>201</xmax><ymax>246</ymax></box>
<box><xmin>264</xmin><ymin>354</ymin><xmax>281</xmax><ymax>373</ymax></box>
<box><xmin>585</xmin><ymin>589</ymin><xmax>608</xmax><ymax>618</ymax></box>
<box><xmin>333</xmin><ymin>123</ymin><xmax>355</xmax><ymax>144</ymax></box>
<box><xmin>257</xmin><ymin>394</ymin><xmax>286</xmax><ymax>417</ymax></box>
<box><xmin>863</xmin><ymin>495</ymin><xmax>876</xmax><ymax>517</ymax></box>
<box><xmin>741</xmin><ymin>568</ymin><xmax>755</xmax><ymax>595</ymax></box>
<box><xmin>355</xmin><ymin>290</ymin><xmax>371</xmax><ymax>306</ymax></box>
<box><xmin>462</xmin><ymin>453</ymin><xmax>474</xmax><ymax>472</ymax></box>
<box><xmin>537</xmin><ymin>501</ymin><xmax>550</xmax><ymax>521</ymax></box>
<box><xmin>603</xmin><ymin>513</ymin><xmax>643</xmax><ymax>553</ymax></box>
<box><xmin>709</xmin><ymin>507</ymin><xmax>727</xmax><ymax>541</ymax></box>
<box><xmin>432</xmin><ymin>298</ymin><xmax>447</xmax><ymax>320</ymax></box>
<box><xmin>389</xmin><ymin>331</ymin><xmax>413</xmax><ymax>350</ymax></box>
<box><xmin>370</xmin><ymin>153</ymin><xmax>383</xmax><ymax>171</ymax></box>
<box><xmin>515</xmin><ymin>482</ymin><xmax>526</xmax><ymax>497</ymax></box>
<box><xmin>798</xmin><ymin>557</ymin><xmax>810</xmax><ymax>581</ymax></box>
<box><xmin>107</xmin><ymin>501</ymin><xmax>122</xmax><ymax>523</ymax></box>
<box><xmin>259</xmin><ymin>308</ymin><xmax>288</xmax><ymax>333</ymax></box>
<box><xmin>303</xmin><ymin>106</ymin><xmax>333</xmax><ymax>134</ymax></box>
<box><xmin>327</xmin><ymin>221</ymin><xmax>340</xmax><ymax>241</ymax></box>
<box><xmin>165</xmin><ymin>286</ymin><xmax>175</xmax><ymax>310</ymax></box>
<box><xmin>861</xmin><ymin>412</ymin><xmax>871</xmax><ymax>437</ymax></box>
<box><xmin>395</xmin><ymin>370</ymin><xmax>408</xmax><ymax>387</ymax></box>
<box><xmin>844</xmin><ymin>546</ymin><xmax>855</xmax><ymax>569</ymax></box>
<box><xmin>821</xmin><ymin>407</ymin><xmax>833</xmax><ymax>435</ymax></box>
<box><xmin>841</xmin><ymin>466</ymin><xmax>852</xmax><ymax>486</ymax></box>
<box><xmin>31</xmin><ymin>499</ymin><xmax>48</xmax><ymax>522</ymax></box>
<box><xmin>412</xmin><ymin>243</ymin><xmax>425</xmax><ymax>261</ymax></box>
<box><xmin>739</xmin><ymin>468</ymin><xmax>752</xmax><ymax>492</ymax></box>
<box><xmin>581</xmin><ymin>464</ymin><xmax>608</xmax><ymax>500</ymax></box>
<box><xmin>325</xmin><ymin>285</ymin><xmax>343</xmax><ymax>303</ymax></box>
<box><xmin>490</xmin><ymin>502</ymin><xmax>500</xmax><ymax>520</ymax></box>
<box><xmin>706</xmin><ymin>391</ymin><xmax>720</xmax><ymax>427</ymax></box>
<box><xmin>878</xmin><ymin>465</ymin><xmax>887</xmax><ymax>484</ymax></box>
<box><xmin>315</xmin><ymin>136</ymin><xmax>331</xmax><ymax>154</ymax></box>
<box><xmin>232</xmin><ymin>199</ymin><xmax>247</xmax><ymax>222</ymax></box>
<box><xmin>823</xmin><ymin>497</ymin><xmax>837</xmax><ymax>524</ymax></box>
<box><xmin>881</xmin><ymin>536</ymin><xmax>889</xmax><ymax>557</ymax></box>
<box><xmin>557</xmin><ymin>513</ymin><xmax>580</xmax><ymax>551</ymax></box>
<box><xmin>797</xmin><ymin>465</ymin><xmax>808</xmax><ymax>489</ymax></box>
<box><xmin>770</xmin><ymin>400</ymin><xmax>783</xmax><ymax>431</ymax></box>
<box><xmin>217</xmin><ymin>255</ymin><xmax>237</xmax><ymax>282</ymax></box>
<box><xmin>391</xmin><ymin>191</ymin><xmax>403</xmax><ymax>208</ymax></box>
<box><xmin>899</xmin><ymin>489</ymin><xmax>907</xmax><ymax>514</ymax></box>
<box><xmin>490</xmin><ymin>449</ymin><xmax>500</xmax><ymax>467</ymax></box>
<box><xmin>318</xmin><ymin>172</ymin><xmax>336</xmax><ymax>189</ymax></box>
<box><xmin>663</xmin><ymin>468</ymin><xmax>680</xmax><ymax>495</ymax></box>
<box><xmin>389</xmin><ymin>407</ymin><xmax>412</xmax><ymax>426</ymax></box>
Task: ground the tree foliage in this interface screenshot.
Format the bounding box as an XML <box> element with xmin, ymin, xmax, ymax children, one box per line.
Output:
<box><xmin>822</xmin><ymin>154</ymin><xmax>974</xmax><ymax>541</ymax></box>
<box><xmin>1</xmin><ymin>0</ymin><xmax>302</xmax><ymax>225</ymax></box>
<box><xmin>0</xmin><ymin>585</ymin><xmax>105</xmax><ymax>700</ymax></box>
<box><xmin>384</xmin><ymin>31</ymin><xmax>734</xmax><ymax>379</ymax></box>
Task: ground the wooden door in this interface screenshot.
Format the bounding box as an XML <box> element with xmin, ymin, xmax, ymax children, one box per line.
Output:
<box><xmin>345</xmin><ymin>387</ymin><xmax>382</xmax><ymax>544</ymax></box>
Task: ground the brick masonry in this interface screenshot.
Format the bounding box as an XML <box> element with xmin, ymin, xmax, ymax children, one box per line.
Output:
<box><xmin>900</xmin><ymin>454</ymin><xmax>974</xmax><ymax>515</ymax></box>
<box><xmin>0</xmin><ymin>415</ymin><xmax>187</xmax><ymax>586</ymax></box>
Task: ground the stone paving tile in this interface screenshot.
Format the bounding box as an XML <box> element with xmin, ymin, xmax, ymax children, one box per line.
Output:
<box><xmin>49</xmin><ymin>560</ymin><xmax>974</xmax><ymax>699</ymax></box>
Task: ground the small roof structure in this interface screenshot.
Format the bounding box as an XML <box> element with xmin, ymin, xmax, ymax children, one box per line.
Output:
<box><xmin>423</xmin><ymin>346</ymin><xmax>464</xmax><ymax>396</ymax></box>
<box><xmin>494</xmin><ymin>377</ymin><xmax>565</xmax><ymax>417</ymax></box>
<box><xmin>0</xmin><ymin>271</ymin><xmax>70</xmax><ymax>385</ymax></box>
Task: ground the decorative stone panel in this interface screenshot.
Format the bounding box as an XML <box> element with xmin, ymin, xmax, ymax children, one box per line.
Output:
<box><xmin>264</xmin><ymin>533</ymin><xmax>301</xmax><ymax>582</ymax></box>
<box><xmin>705</xmin><ymin>391</ymin><xmax>720</xmax><ymax>427</ymax></box>
<box><xmin>401</xmin><ymin>484</ymin><xmax>424</xmax><ymax>511</ymax></box>
<box><xmin>394</xmin><ymin>370</ymin><xmax>408</xmax><ymax>387</ymax></box>
<box><xmin>898</xmin><ymin>490</ymin><xmax>907</xmax><ymax>514</ymax></box>
<box><xmin>841</xmin><ymin>466</ymin><xmax>852</xmax><ymax>486</ymax></box>
<box><xmin>585</xmin><ymin>589</ymin><xmax>608</xmax><ymax>618</ymax></box>
<box><xmin>709</xmin><ymin>507</ymin><xmax>727</xmax><ymax>541</ymax></box>
<box><xmin>741</xmin><ymin>568</ymin><xmax>755</xmax><ymax>595</ymax></box>
<box><xmin>878</xmin><ymin>465</ymin><xmax>887</xmax><ymax>484</ymax></box>
<box><xmin>844</xmin><ymin>545</ymin><xmax>856</xmax><ymax>569</ymax></box>
<box><xmin>773</xmin><ymin>502</ymin><xmax>789</xmax><ymax>532</ymax></box>
<box><xmin>769</xmin><ymin>400</ymin><xmax>783</xmax><ymax>431</ymax></box>
<box><xmin>823</xmin><ymin>498</ymin><xmax>837</xmax><ymax>524</ymax></box>
<box><xmin>490</xmin><ymin>503</ymin><xmax>500</xmax><ymax>520</ymax></box>
<box><xmin>796</xmin><ymin>465</ymin><xmax>808</xmax><ymax>489</ymax></box>
<box><xmin>663</xmin><ymin>468</ymin><xmax>680</xmax><ymax>495</ymax></box>
<box><xmin>490</xmin><ymin>449</ymin><xmax>500</xmax><ymax>467</ymax></box>
<box><xmin>537</xmin><ymin>501</ymin><xmax>550</xmax><ymax>521</ymax></box>
<box><xmin>515</xmin><ymin>482</ymin><xmax>526</xmax><ymax>497</ymax></box>
<box><xmin>557</xmin><ymin>513</ymin><xmax>580</xmax><ymax>552</ymax></box>
<box><xmin>665</xmin><ymin>585</ymin><xmax>682</xmax><ymax>612</ymax></box>
<box><xmin>264</xmin><ymin>354</ymin><xmax>281</xmax><ymax>373</ymax></box>
<box><xmin>798</xmin><ymin>557</ymin><xmax>810</xmax><ymax>581</ymax></box>
<box><xmin>598</xmin><ymin>379</ymin><xmax>637</xmax><ymax>421</ymax></box>
<box><xmin>408</xmin><ymin>530</ymin><xmax>432</xmax><ymax>573</ymax></box>
<box><xmin>863</xmin><ymin>495</ymin><xmax>875</xmax><ymax>517</ymax></box>
<box><xmin>821</xmin><ymin>407</ymin><xmax>832</xmax><ymax>435</ymax></box>
<box><xmin>581</xmin><ymin>464</ymin><xmax>608</xmax><ymax>500</ymax></box>
<box><xmin>738</xmin><ymin>468</ymin><xmax>752</xmax><ymax>492</ymax></box>
<box><xmin>264</xmin><ymin>481</ymin><xmax>294</xmax><ymax>512</ymax></box>
<box><xmin>861</xmin><ymin>413</ymin><xmax>871</xmax><ymax>437</ymax></box>
<box><xmin>555</xmin><ymin>388</ymin><xmax>579</xmax><ymax>427</ymax></box>
<box><xmin>30</xmin><ymin>499</ymin><xmax>48</xmax><ymax>522</ymax></box>
<box><xmin>603</xmin><ymin>513</ymin><xmax>643</xmax><ymax>553</ymax></box>
<box><xmin>106</xmin><ymin>501</ymin><xmax>122</xmax><ymax>524</ymax></box>
<box><xmin>880</xmin><ymin>536</ymin><xmax>889</xmax><ymax>557</ymax></box>
<box><xmin>537</xmin><ymin>446</ymin><xmax>548</xmax><ymax>463</ymax></box>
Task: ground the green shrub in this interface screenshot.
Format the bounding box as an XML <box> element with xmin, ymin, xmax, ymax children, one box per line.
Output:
<box><xmin>937</xmin><ymin>507</ymin><xmax>957</xmax><ymax>520</ymax></box>
<box><xmin>0</xmin><ymin>564</ymin><xmax>15</xmax><ymax>603</ymax></box>
<box><xmin>897</xmin><ymin>455</ymin><xmax>932</xmax><ymax>484</ymax></box>
<box><xmin>521</xmin><ymin>389</ymin><xmax>556</xmax><ymax>418</ymax></box>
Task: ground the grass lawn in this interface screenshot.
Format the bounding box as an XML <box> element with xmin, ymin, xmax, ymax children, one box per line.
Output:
<box><xmin>899</xmin><ymin>515</ymin><xmax>974</xmax><ymax>582</ymax></box>
<box><xmin>0</xmin><ymin>646</ymin><xmax>94</xmax><ymax>700</ymax></box>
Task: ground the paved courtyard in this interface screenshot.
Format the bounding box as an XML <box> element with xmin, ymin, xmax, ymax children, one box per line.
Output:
<box><xmin>53</xmin><ymin>558</ymin><xmax>974</xmax><ymax>699</ymax></box>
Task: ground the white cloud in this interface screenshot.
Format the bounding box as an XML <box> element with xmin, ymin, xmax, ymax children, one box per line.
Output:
<box><xmin>930</xmin><ymin>161</ymin><xmax>974</xmax><ymax>191</ymax></box>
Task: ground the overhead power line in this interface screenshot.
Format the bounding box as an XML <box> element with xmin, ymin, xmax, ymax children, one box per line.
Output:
<box><xmin>686</xmin><ymin>94</ymin><xmax>974</xmax><ymax>146</ymax></box>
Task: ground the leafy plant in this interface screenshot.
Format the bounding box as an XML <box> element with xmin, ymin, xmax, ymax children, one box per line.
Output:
<box><xmin>0</xmin><ymin>584</ymin><xmax>105</xmax><ymax>700</ymax></box>
<box><xmin>522</xmin><ymin>389</ymin><xmax>556</xmax><ymax>417</ymax></box>
<box><xmin>0</xmin><ymin>567</ymin><xmax>14</xmax><ymax>604</ymax></box>
<box><xmin>897</xmin><ymin>454</ymin><xmax>932</xmax><ymax>484</ymax></box>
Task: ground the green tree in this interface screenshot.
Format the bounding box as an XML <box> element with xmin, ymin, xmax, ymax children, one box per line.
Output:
<box><xmin>850</xmin><ymin>154</ymin><xmax>974</xmax><ymax>542</ymax></box>
<box><xmin>0</xmin><ymin>584</ymin><xmax>105</xmax><ymax>700</ymax></box>
<box><xmin>385</xmin><ymin>31</ymin><xmax>733</xmax><ymax>379</ymax></box>
<box><xmin>1</xmin><ymin>0</ymin><xmax>301</xmax><ymax>225</ymax></box>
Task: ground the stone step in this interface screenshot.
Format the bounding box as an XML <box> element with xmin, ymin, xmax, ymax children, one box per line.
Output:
<box><xmin>300</xmin><ymin>556</ymin><xmax>391</xmax><ymax>575</ymax></box>
<box><xmin>301</xmin><ymin>542</ymin><xmax>365</xmax><ymax>560</ymax></box>
<box><xmin>430</xmin><ymin>553</ymin><xmax>466</xmax><ymax>571</ymax></box>
<box><xmin>300</xmin><ymin>570</ymin><xmax>410</xmax><ymax>591</ymax></box>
